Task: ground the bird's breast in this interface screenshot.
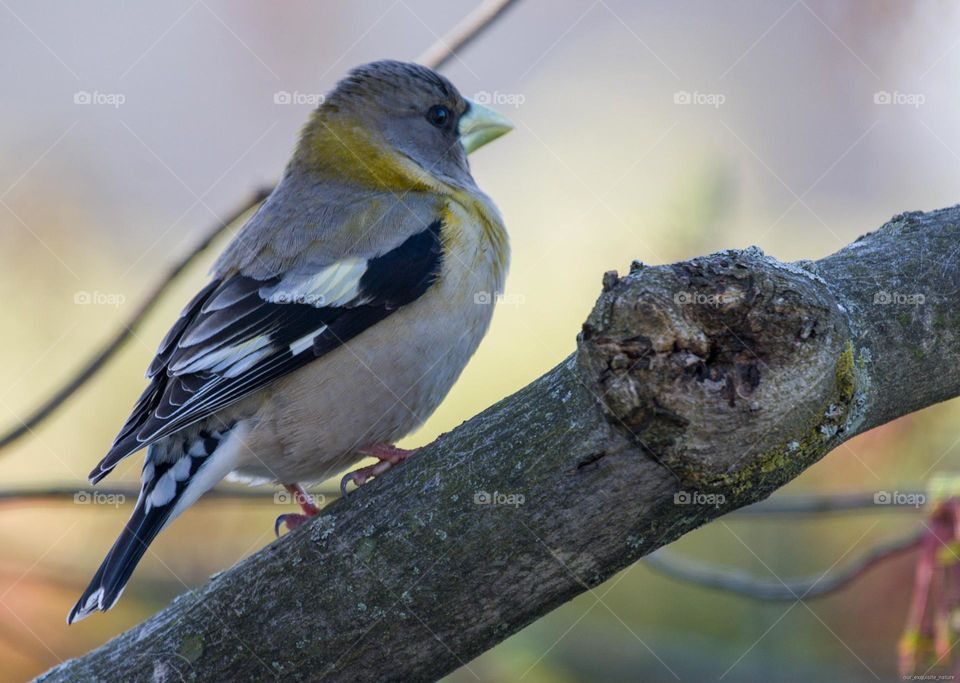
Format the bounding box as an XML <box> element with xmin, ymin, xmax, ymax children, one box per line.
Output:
<box><xmin>437</xmin><ymin>192</ymin><xmax>510</xmax><ymax>305</ymax></box>
<box><xmin>239</xmin><ymin>194</ymin><xmax>509</xmax><ymax>483</ymax></box>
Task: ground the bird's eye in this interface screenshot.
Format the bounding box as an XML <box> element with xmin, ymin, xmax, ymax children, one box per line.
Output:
<box><xmin>426</xmin><ymin>105</ymin><xmax>451</xmax><ymax>128</ymax></box>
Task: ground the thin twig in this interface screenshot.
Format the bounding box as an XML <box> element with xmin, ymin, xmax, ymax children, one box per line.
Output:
<box><xmin>645</xmin><ymin>530</ymin><xmax>924</xmax><ymax>601</ymax></box>
<box><xmin>415</xmin><ymin>0</ymin><xmax>522</xmax><ymax>69</ymax></box>
<box><xmin>0</xmin><ymin>488</ymin><xmax>928</xmax><ymax>513</ymax></box>
<box><xmin>0</xmin><ymin>484</ymin><xmax>337</xmax><ymax>504</ymax></box>
<box><xmin>739</xmin><ymin>490</ymin><xmax>928</xmax><ymax>514</ymax></box>
<box><xmin>0</xmin><ymin>188</ymin><xmax>271</xmax><ymax>452</ymax></box>
<box><xmin>0</xmin><ymin>0</ymin><xmax>522</xmax><ymax>454</ymax></box>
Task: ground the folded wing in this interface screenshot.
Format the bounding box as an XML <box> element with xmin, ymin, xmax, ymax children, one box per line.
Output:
<box><xmin>89</xmin><ymin>219</ymin><xmax>443</xmax><ymax>483</ymax></box>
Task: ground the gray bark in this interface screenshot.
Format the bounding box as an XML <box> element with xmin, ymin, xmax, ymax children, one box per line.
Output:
<box><xmin>38</xmin><ymin>206</ymin><xmax>960</xmax><ymax>682</ymax></box>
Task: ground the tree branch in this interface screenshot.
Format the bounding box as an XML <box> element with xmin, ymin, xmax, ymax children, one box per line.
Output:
<box><xmin>36</xmin><ymin>206</ymin><xmax>960</xmax><ymax>681</ymax></box>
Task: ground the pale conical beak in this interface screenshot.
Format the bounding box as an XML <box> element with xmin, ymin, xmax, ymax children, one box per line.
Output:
<box><xmin>458</xmin><ymin>99</ymin><xmax>513</xmax><ymax>155</ymax></box>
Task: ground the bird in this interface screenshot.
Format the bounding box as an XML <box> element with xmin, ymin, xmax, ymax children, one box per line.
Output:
<box><xmin>68</xmin><ymin>59</ymin><xmax>513</xmax><ymax>623</ymax></box>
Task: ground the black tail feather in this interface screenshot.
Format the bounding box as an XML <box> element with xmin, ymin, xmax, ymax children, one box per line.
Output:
<box><xmin>67</xmin><ymin>493</ymin><xmax>173</xmax><ymax>623</ymax></box>
<box><xmin>68</xmin><ymin>428</ymin><xmax>227</xmax><ymax>623</ymax></box>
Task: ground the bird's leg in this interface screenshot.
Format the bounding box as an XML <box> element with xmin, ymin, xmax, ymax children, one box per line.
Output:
<box><xmin>274</xmin><ymin>483</ymin><xmax>321</xmax><ymax>535</ymax></box>
<box><xmin>340</xmin><ymin>444</ymin><xmax>421</xmax><ymax>496</ymax></box>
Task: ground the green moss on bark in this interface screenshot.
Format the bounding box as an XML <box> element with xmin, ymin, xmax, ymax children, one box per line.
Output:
<box><xmin>722</xmin><ymin>340</ymin><xmax>860</xmax><ymax>501</ymax></box>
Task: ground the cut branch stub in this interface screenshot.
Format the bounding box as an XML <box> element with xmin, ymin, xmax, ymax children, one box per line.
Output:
<box><xmin>577</xmin><ymin>248</ymin><xmax>853</xmax><ymax>488</ymax></box>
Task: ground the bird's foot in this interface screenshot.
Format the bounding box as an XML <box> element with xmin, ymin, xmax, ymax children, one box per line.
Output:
<box><xmin>274</xmin><ymin>512</ymin><xmax>312</xmax><ymax>535</ymax></box>
<box><xmin>275</xmin><ymin>483</ymin><xmax>321</xmax><ymax>536</ymax></box>
<box><xmin>340</xmin><ymin>444</ymin><xmax>420</xmax><ymax>497</ymax></box>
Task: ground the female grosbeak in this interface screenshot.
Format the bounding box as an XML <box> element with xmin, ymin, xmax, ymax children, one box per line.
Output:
<box><xmin>70</xmin><ymin>60</ymin><xmax>512</xmax><ymax>623</ymax></box>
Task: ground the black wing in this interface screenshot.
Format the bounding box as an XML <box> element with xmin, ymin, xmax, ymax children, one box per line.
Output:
<box><xmin>90</xmin><ymin>220</ymin><xmax>442</xmax><ymax>483</ymax></box>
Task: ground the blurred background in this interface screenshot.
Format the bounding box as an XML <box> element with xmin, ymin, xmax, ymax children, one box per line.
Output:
<box><xmin>0</xmin><ymin>0</ymin><xmax>958</xmax><ymax>680</ymax></box>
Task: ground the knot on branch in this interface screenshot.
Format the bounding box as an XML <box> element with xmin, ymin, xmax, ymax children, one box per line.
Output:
<box><xmin>577</xmin><ymin>248</ymin><xmax>854</xmax><ymax>489</ymax></box>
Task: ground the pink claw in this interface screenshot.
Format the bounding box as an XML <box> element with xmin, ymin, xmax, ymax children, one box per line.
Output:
<box><xmin>340</xmin><ymin>444</ymin><xmax>420</xmax><ymax>497</ymax></box>
<box><xmin>274</xmin><ymin>483</ymin><xmax>321</xmax><ymax>536</ymax></box>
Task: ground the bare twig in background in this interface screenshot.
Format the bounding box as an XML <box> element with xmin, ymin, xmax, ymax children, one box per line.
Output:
<box><xmin>37</xmin><ymin>206</ymin><xmax>960</xmax><ymax>681</ymax></box>
<box><xmin>415</xmin><ymin>0</ymin><xmax>521</xmax><ymax>68</ymax></box>
<box><xmin>0</xmin><ymin>485</ymin><xmax>335</xmax><ymax>504</ymax></box>
<box><xmin>740</xmin><ymin>491</ymin><xmax>928</xmax><ymax>514</ymax></box>
<box><xmin>0</xmin><ymin>486</ymin><xmax>927</xmax><ymax>515</ymax></box>
<box><xmin>0</xmin><ymin>0</ymin><xmax>523</xmax><ymax>455</ymax></box>
<box><xmin>0</xmin><ymin>187</ymin><xmax>271</xmax><ymax>452</ymax></box>
<box><xmin>645</xmin><ymin>531</ymin><xmax>924</xmax><ymax>601</ymax></box>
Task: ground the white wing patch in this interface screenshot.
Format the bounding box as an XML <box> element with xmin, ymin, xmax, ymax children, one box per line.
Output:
<box><xmin>221</xmin><ymin>347</ymin><xmax>272</xmax><ymax>378</ymax></box>
<box><xmin>289</xmin><ymin>326</ymin><xmax>328</xmax><ymax>355</ymax></box>
<box><xmin>170</xmin><ymin>336</ymin><xmax>273</xmax><ymax>376</ymax></box>
<box><xmin>260</xmin><ymin>257</ymin><xmax>369</xmax><ymax>308</ymax></box>
<box><xmin>167</xmin><ymin>257</ymin><xmax>370</xmax><ymax>380</ymax></box>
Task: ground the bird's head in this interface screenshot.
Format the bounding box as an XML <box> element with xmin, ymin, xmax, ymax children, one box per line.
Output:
<box><xmin>294</xmin><ymin>60</ymin><xmax>513</xmax><ymax>189</ymax></box>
